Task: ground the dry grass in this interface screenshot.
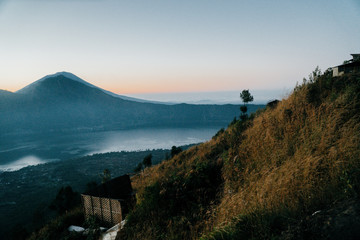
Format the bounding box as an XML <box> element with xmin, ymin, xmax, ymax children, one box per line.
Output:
<box><xmin>124</xmin><ymin>72</ymin><xmax>360</xmax><ymax>239</ymax></box>
<box><xmin>208</xmin><ymin>73</ymin><xmax>360</xmax><ymax>234</ymax></box>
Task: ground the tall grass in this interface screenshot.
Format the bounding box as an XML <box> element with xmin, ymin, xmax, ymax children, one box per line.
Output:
<box><xmin>206</xmin><ymin>71</ymin><xmax>360</xmax><ymax>238</ymax></box>
<box><xmin>120</xmin><ymin>71</ymin><xmax>360</xmax><ymax>239</ymax></box>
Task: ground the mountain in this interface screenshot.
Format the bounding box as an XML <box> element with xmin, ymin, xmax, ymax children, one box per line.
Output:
<box><xmin>0</xmin><ymin>72</ymin><xmax>262</xmax><ymax>135</ymax></box>
<box><xmin>0</xmin><ymin>89</ymin><xmax>14</xmax><ymax>96</ymax></box>
<box><xmin>16</xmin><ymin>72</ymin><xmax>165</xmax><ymax>104</ymax></box>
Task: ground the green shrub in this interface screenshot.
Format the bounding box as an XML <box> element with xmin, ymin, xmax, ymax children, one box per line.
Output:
<box><xmin>120</xmin><ymin>159</ymin><xmax>223</xmax><ymax>240</ymax></box>
<box><xmin>202</xmin><ymin>209</ymin><xmax>295</xmax><ymax>240</ymax></box>
<box><xmin>28</xmin><ymin>207</ymin><xmax>84</xmax><ymax>240</ymax></box>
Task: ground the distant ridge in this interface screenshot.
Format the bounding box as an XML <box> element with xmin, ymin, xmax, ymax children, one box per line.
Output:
<box><xmin>0</xmin><ymin>89</ymin><xmax>13</xmax><ymax>95</ymax></box>
<box><xmin>0</xmin><ymin>72</ymin><xmax>263</xmax><ymax>134</ymax></box>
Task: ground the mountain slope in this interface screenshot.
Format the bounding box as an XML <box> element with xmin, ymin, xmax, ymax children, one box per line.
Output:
<box><xmin>16</xmin><ymin>71</ymin><xmax>157</xmax><ymax>103</ymax></box>
<box><xmin>118</xmin><ymin>70</ymin><xmax>360</xmax><ymax>239</ymax></box>
<box><xmin>0</xmin><ymin>73</ymin><xmax>262</xmax><ymax>134</ymax></box>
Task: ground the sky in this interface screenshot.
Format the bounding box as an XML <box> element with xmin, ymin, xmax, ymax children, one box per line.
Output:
<box><xmin>0</xmin><ymin>0</ymin><xmax>359</xmax><ymax>103</ymax></box>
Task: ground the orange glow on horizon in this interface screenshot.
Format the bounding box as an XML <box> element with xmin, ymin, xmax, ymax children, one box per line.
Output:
<box><xmin>102</xmin><ymin>81</ymin><xmax>236</xmax><ymax>95</ymax></box>
<box><xmin>2</xmin><ymin>84</ymin><xmax>24</xmax><ymax>93</ymax></box>
<box><xmin>93</xmin><ymin>74</ymin><xmax>249</xmax><ymax>95</ymax></box>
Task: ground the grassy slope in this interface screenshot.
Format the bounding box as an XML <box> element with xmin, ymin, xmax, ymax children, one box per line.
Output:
<box><xmin>119</xmin><ymin>70</ymin><xmax>360</xmax><ymax>239</ymax></box>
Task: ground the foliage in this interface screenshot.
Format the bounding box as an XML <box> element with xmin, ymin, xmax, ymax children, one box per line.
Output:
<box><xmin>133</xmin><ymin>154</ymin><xmax>154</xmax><ymax>173</ymax></box>
<box><xmin>133</xmin><ymin>162</ymin><xmax>143</xmax><ymax>173</ymax></box>
<box><xmin>28</xmin><ymin>206</ymin><xmax>103</xmax><ymax>240</ymax></box>
<box><xmin>307</xmin><ymin>66</ymin><xmax>322</xmax><ymax>83</ymax></box>
<box><xmin>49</xmin><ymin>186</ymin><xmax>81</xmax><ymax>215</ymax></box>
<box><xmin>212</xmin><ymin>128</ymin><xmax>225</xmax><ymax>140</ymax></box>
<box><xmin>120</xmin><ymin>158</ymin><xmax>223</xmax><ymax>240</ymax></box>
<box><xmin>239</xmin><ymin>90</ymin><xmax>254</xmax><ymax>104</ymax></box>
<box><xmin>28</xmin><ymin>207</ymin><xmax>84</xmax><ymax>240</ymax></box>
<box><xmin>202</xmin><ymin>209</ymin><xmax>293</xmax><ymax>240</ymax></box>
<box><xmin>142</xmin><ymin>154</ymin><xmax>152</xmax><ymax>168</ymax></box>
<box><xmin>239</xmin><ymin>90</ymin><xmax>254</xmax><ymax>120</ymax></box>
<box><xmin>170</xmin><ymin>146</ymin><xmax>182</xmax><ymax>158</ymax></box>
<box><xmin>239</xmin><ymin>105</ymin><xmax>247</xmax><ymax>114</ymax></box>
<box><xmin>83</xmin><ymin>216</ymin><xmax>102</xmax><ymax>240</ymax></box>
<box><xmin>228</xmin><ymin>117</ymin><xmax>237</xmax><ymax>127</ymax></box>
<box><xmin>100</xmin><ymin>169</ymin><xmax>111</xmax><ymax>183</ymax></box>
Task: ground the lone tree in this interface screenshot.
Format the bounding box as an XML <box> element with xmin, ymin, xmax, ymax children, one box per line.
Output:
<box><xmin>49</xmin><ymin>186</ymin><xmax>80</xmax><ymax>215</ymax></box>
<box><xmin>143</xmin><ymin>153</ymin><xmax>152</xmax><ymax>168</ymax></box>
<box><xmin>170</xmin><ymin>146</ymin><xmax>182</xmax><ymax>158</ymax></box>
<box><xmin>240</xmin><ymin>89</ymin><xmax>254</xmax><ymax>120</ymax></box>
<box><xmin>134</xmin><ymin>162</ymin><xmax>143</xmax><ymax>173</ymax></box>
<box><xmin>100</xmin><ymin>169</ymin><xmax>111</xmax><ymax>183</ymax></box>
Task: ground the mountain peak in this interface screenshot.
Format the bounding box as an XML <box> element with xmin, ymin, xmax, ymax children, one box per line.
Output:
<box><xmin>16</xmin><ymin>72</ymin><xmax>95</xmax><ymax>95</ymax></box>
<box><xmin>40</xmin><ymin>72</ymin><xmax>94</xmax><ymax>87</ymax></box>
<box><xmin>42</xmin><ymin>71</ymin><xmax>83</xmax><ymax>81</ymax></box>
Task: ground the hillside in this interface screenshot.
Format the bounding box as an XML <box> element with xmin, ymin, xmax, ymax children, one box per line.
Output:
<box><xmin>117</xmin><ymin>69</ymin><xmax>360</xmax><ymax>239</ymax></box>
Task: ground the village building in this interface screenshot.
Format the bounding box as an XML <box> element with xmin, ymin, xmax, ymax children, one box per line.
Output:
<box><xmin>332</xmin><ymin>54</ymin><xmax>360</xmax><ymax>77</ymax></box>
<box><xmin>81</xmin><ymin>174</ymin><xmax>135</xmax><ymax>226</ymax></box>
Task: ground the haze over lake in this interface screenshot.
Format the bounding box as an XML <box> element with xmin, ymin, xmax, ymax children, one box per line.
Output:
<box><xmin>0</xmin><ymin>127</ymin><xmax>221</xmax><ymax>172</ymax></box>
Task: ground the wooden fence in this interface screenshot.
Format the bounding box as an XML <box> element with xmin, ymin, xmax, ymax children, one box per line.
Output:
<box><xmin>81</xmin><ymin>194</ymin><xmax>122</xmax><ymax>226</ymax></box>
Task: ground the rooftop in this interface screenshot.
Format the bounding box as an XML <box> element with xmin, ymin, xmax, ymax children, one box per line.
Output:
<box><xmin>83</xmin><ymin>174</ymin><xmax>133</xmax><ymax>200</ymax></box>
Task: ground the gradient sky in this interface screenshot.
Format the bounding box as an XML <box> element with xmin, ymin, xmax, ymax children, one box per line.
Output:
<box><xmin>0</xmin><ymin>0</ymin><xmax>359</xmax><ymax>101</ymax></box>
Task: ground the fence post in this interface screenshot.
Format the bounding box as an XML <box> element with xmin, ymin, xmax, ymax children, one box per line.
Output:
<box><xmin>90</xmin><ymin>196</ymin><xmax>95</xmax><ymax>216</ymax></box>
<box><xmin>81</xmin><ymin>195</ymin><xmax>86</xmax><ymax>218</ymax></box>
<box><xmin>109</xmin><ymin>198</ymin><xmax>113</xmax><ymax>225</ymax></box>
<box><xmin>100</xmin><ymin>197</ymin><xmax>104</xmax><ymax>223</ymax></box>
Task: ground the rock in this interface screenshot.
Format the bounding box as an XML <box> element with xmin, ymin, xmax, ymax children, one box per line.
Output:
<box><xmin>100</xmin><ymin>224</ymin><xmax>120</xmax><ymax>240</ymax></box>
<box><xmin>120</xmin><ymin>220</ymin><xmax>127</xmax><ymax>229</ymax></box>
<box><xmin>68</xmin><ymin>225</ymin><xmax>85</xmax><ymax>233</ymax></box>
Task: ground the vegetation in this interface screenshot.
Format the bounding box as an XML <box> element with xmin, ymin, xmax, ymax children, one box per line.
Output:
<box><xmin>142</xmin><ymin>154</ymin><xmax>152</xmax><ymax>168</ymax></box>
<box><xmin>119</xmin><ymin>69</ymin><xmax>360</xmax><ymax>239</ymax></box>
<box><xmin>239</xmin><ymin>89</ymin><xmax>254</xmax><ymax>120</ymax></box>
<box><xmin>133</xmin><ymin>154</ymin><xmax>153</xmax><ymax>173</ymax></box>
<box><xmin>170</xmin><ymin>145</ymin><xmax>182</xmax><ymax>158</ymax></box>
<box><xmin>133</xmin><ymin>162</ymin><xmax>144</xmax><ymax>173</ymax></box>
<box><xmin>27</xmin><ymin>207</ymin><xmax>85</xmax><ymax>240</ymax></box>
<box><xmin>49</xmin><ymin>186</ymin><xmax>81</xmax><ymax>215</ymax></box>
<box><xmin>100</xmin><ymin>169</ymin><xmax>111</xmax><ymax>183</ymax></box>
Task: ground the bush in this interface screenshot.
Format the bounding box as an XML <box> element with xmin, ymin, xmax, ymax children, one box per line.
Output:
<box><xmin>202</xmin><ymin>209</ymin><xmax>293</xmax><ymax>240</ymax></box>
<box><xmin>212</xmin><ymin>128</ymin><xmax>225</xmax><ymax>140</ymax></box>
<box><xmin>49</xmin><ymin>186</ymin><xmax>81</xmax><ymax>215</ymax></box>
<box><xmin>171</xmin><ymin>146</ymin><xmax>182</xmax><ymax>158</ymax></box>
<box><xmin>142</xmin><ymin>154</ymin><xmax>152</xmax><ymax>168</ymax></box>
<box><xmin>28</xmin><ymin>207</ymin><xmax>84</xmax><ymax>240</ymax></box>
<box><xmin>120</xmin><ymin>159</ymin><xmax>223</xmax><ymax>240</ymax></box>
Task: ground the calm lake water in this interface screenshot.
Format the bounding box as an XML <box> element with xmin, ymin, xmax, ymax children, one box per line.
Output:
<box><xmin>0</xmin><ymin>127</ymin><xmax>221</xmax><ymax>171</ymax></box>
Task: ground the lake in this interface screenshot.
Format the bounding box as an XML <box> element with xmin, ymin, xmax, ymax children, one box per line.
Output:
<box><xmin>0</xmin><ymin>127</ymin><xmax>222</xmax><ymax>171</ymax></box>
